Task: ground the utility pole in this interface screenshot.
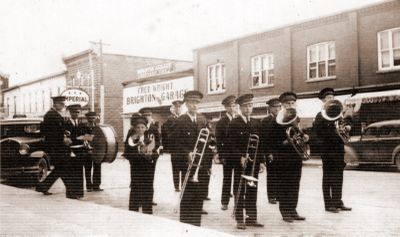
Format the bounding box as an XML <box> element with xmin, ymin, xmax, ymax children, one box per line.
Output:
<box><xmin>89</xmin><ymin>40</ymin><xmax>110</xmax><ymax>124</ymax></box>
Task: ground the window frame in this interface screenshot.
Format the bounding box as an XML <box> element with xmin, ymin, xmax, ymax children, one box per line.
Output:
<box><xmin>306</xmin><ymin>41</ymin><xmax>336</xmax><ymax>82</ymax></box>
<box><xmin>207</xmin><ymin>63</ymin><xmax>226</xmax><ymax>95</ymax></box>
<box><xmin>377</xmin><ymin>27</ymin><xmax>400</xmax><ymax>72</ymax></box>
<box><xmin>250</xmin><ymin>53</ymin><xmax>275</xmax><ymax>89</ymax></box>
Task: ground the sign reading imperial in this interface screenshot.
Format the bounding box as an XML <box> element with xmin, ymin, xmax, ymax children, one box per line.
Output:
<box><xmin>61</xmin><ymin>88</ymin><xmax>90</xmax><ymax>107</ymax></box>
<box><xmin>136</xmin><ymin>62</ymin><xmax>175</xmax><ymax>79</ymax></box>
<box><xmin>123</xmin><ymin>76</ymin><xmax>193</xmax><ymax>113</ymax></box>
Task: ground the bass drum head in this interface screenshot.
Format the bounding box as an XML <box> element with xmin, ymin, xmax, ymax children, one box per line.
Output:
<box><xmin>91</xmin><ymin>124</ymin><xmax>118</xmax><ymax>164</ymax></box>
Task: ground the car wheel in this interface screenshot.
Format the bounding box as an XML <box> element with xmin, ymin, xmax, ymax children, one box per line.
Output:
<box><xmin>396</xmin><ymin>153</ymin><xmax>400</xmax><ymax>172</ymax></box>
<box><xmin>36</xmin><ymin>158</ymin><xmax>48</xmax><ymax>183</ymax></box>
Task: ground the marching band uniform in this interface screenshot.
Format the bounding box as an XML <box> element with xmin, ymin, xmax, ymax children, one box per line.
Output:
<box><xmin>139</xmin><ymin>107</ymin><xmax>161</xmax><ymax>206</ymax></box>
<box><xmin>82</xmin><ymin>111</ymin><xmax>103</xmax><ymax>192</ymax></box>
<box><xmin>125</xmin><ymin>114</ymin><xmax>156</xmax><ymax>214</ymax></box>
<box><xmin>259</xmin><ymin>98</ymin><xmax>281</xmax><ymax>204</ymax></box>
<box><xmin>227</xmin><ymin>94</ymin><xmax>264</xmax><ymax>229</ymax></box>
<box><xmin>171</xmin><ymin>90</ymin><xmax>211</xmax><ymax>226</ymax></box>
<box><xmin>161</xmin><ymin>100</ymin><xmax>184</xmax><ymax>191</ymax></box>
<box><xmin>264</xmin><ymin>92</ymin><xmax>305</xmax><ymax>222</ymax></box>
<box><xmin>216</xmin><ymin>95</ymin><xmax>236</xmax><ymax>210</ymax></box>
<box><xmin>36</xmin><ymin>96</ymin><xmax>72</xmax><ymax>197</ymax></box>
<box><xmin>313</xmin><ymin>88</ymin><xmax>352</xmax><ymax>213</ymax></box>
<box><xmin>64</xmin><ymin>104</ymin><xmax>85</xmax><ymax>199</ymax></box>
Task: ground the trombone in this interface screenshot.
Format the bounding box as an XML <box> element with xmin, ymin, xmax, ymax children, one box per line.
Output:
<box><xmin>180</xmin><ymin>128</ymin><xmax>210</xmax><ymax>201</ymax></box>
<box><xmin>232</xmin><ymin>134</ymin><xmax>259</xmax><ymax>223</ymax></box>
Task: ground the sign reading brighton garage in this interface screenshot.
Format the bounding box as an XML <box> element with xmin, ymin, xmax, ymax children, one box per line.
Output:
<box><xmin>123</xmin><ymin>76</ymin><xmax>193</xmax><ymax>113</ymax></box>
<box><xmin>61</xmin><ymin>88</ymin><xmax>90</xmax><ymax>107</ymax></box>
<box><xmin>136</xmin><ymin>62</ymin><xmax>175</xmax><ymax>79</ymax></box>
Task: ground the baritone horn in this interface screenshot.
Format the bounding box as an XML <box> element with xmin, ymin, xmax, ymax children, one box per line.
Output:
<box><xmin>321</xmin><ymin>99</ymin><xmax>351</xmax><ymax>143</ymax></box>
<box><xmin>276</xmin><ymin>108</ymin><xmax>310</xmax><ymax>160</ymax></box>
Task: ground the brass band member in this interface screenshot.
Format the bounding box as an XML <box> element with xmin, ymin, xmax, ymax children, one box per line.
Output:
<box><xmin>216</xmin><ymin>95</ymin><xmax>237</xmax><ymax>211</ymax></box>
<box><xmin>227</xmin><ymin>94</ymin><xmax>266</xmax><ymax>229</ymax></box>
<box><xmin>124</xmin><ymin>114</ymin><xmax>156</xmax><ymax>214</ymax></box>
<box><xmin>36</xmin><ymin>96</ymin><xmax>72</xmax><ymax>197</ymax></box>
<box><xmin>82</xmin><ymin>111</ymin><xmax>103</xmax><ymax>192</ymax></box>
<box><xmin>171</xmin><ymin>90</ymin><xmax>212</xmax><ymax>226</ymax></box>
<box><xmin>138</xmin><ymin>107</ymin><xmax>161</xmax><ymax>206</ymax></box>
<box><xmin>161</xmin><ymin>100</ymin><xmax>184</xmax><ymax>192</ymax></box>
<box><xmin>259</xmin><ymin>98</ymin><xmax>281</xmax><ymax>205</ymax></box>
<box><xmin>313</xmin><ymin>88</ymin><xmax>352</xmax><ymax>213</ymax></box>
<box><xmin>64</xmin><ymin>104</ymin><xmax>85</xmax><ymax>199</ymax></box>
<box><xmin>264</xmin><ymin>92</ymin><xmax>307</xmax><ymax>222</ymax></box>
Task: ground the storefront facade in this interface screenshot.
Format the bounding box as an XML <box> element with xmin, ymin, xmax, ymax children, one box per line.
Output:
<box><xmin>122</xmin><ymin>61</ymin><xmax>193</xmax><ymax>141</ymax></box>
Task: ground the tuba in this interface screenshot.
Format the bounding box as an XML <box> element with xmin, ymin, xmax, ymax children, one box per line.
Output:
<box><xmin>232</xmin><ymin>134</ymin><xmax>259</xmax><ymax>222</ymax></box>
<box><xmin>277</xmin><ymin>108</ymin><xmax>310</xmax><ymax>160</ymax></box>
<box><xmin>180</xmin><ymin>128</ymin><xmax>210</xmax><ymax>201</ymax></box>
<box><xmin>321</xmin><ymin>99</ymin><xmax>351</xmax><ymax>143</ymax></box>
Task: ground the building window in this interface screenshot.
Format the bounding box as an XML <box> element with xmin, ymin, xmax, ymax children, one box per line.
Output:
<box><xmin>13</xmin><ymin>96</ymin><xmax>17</xmax><ymax>114</ymax></box>
<box><xmin>378</xmin><ymin>27</ymin><xmax>400</xmax><ymax>71</ymax></box>
<box><xmin>208</xmin><ymin>63</ymin><xmax>226</xmax><ymax>94</ymax></box>
<box><xmin>251</xmin><ymin>54</ymin><xmax>274</xmax><ymax>88</ymax></box>
<box><xmin>307</xmin><ymin>41</ymin><xmax>335</xmax><ymax>80</ymax></box>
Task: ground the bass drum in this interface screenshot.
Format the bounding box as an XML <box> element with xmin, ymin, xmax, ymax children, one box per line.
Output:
<box><xmin>91</xmin><ymin>124</ymin><xmax>118</xmax><ymax>164</ymax></box>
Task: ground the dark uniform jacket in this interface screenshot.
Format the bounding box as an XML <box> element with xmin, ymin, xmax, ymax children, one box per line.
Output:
<box><xmin>215</xmin><ymin>114</ymin><xmax>232</xmax><ymax>158</ymax></box>
<box><xmin>263</xmin><ymin>117</ymin><xmax>299</xmax><ymax>162</ymax></box>
<box><xmin>41</xmin><ymin>109</ymin><xmax>69</xmax><ymax>165</ymax></box>
<box><xmin>161</xmin><ymin>114</ymin><xmax>179</xmax><ymax>153</ymax></box>
<box><xmin>170</xmin><ymin>113</ymin><xmax>213</xmax><ymax>170</ymax></box>
<box><xmin>313</xmin><ymin>112</ymin><xmax>345</xmax><ymax>159</ymax></box>
<box><xmin>259</xmin><ymin>115</ymin><xmax>275</xmax><ymax>157</ymax></box>
<box><xmin>65</xmin><ymin>118</ymin><xmax>85</xmax><ymax>147</ymax></box>
<box><xmin>226</xmin><ymin>116</ymin><xmax>263</xmax><ymax>165</ymax></box>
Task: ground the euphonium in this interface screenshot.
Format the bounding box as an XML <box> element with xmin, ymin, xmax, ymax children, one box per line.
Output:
<box><xmin>180</xmin><ymin>128</ymin><xmax>210</xmax><ymax>201</ymax></box>
<box><xmin>321</xmin><ymin>99</ymin><xmax>351</xmax><ymax>143</ymax></box>
<box><xmin>277</xmin><ymin>108</ymin><xmax>310</xmax><ymax>160</ymax></box>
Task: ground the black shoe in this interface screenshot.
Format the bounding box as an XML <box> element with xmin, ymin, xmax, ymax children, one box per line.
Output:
<box><xmin>201</xmin><ymin>210</ymin><xmax>208</xmax><ymax>215</ymax></box>
<box><xmin>283</xmin><ymin>217</ymin><xmax>294</xmax><ymax>223</ymax></box>
<box><xmin>326</xmin><ymin>207</ymin><xmax>340</xmax><ymax>213</ymax></box>
<box><xmin>268</xmin><ymin>198</ymin><xmax>277</xmax><ymax>204</ymax></box>
<box><xmin>236</xmin><ymin>223</ymin><xmax>246</xmax><ymax>230</ymax></box>
<box><xmin>246</xmin><ymin>221</ymin><xmax>264</xmax><ymax>227</ymax></box>
<box><xmin>67</xmin><ymin>196</ymin><xmax>79</xmax><ymax>199</ymax></box>
<box><xmin>93</xmin><ymin>188</ymin><xmax>104</xmax><ymax>192</ymax></box>
<box><xmin>42</xmin><ymin>191</ymin><xmax>52</xmax><ymax>196</ymax></box>
<box><xmin>338</xmin><ymin>206</ymin><xmax>352</xmax><ymax>211</ymax></box>
<box><xmin>292</xmin><ymin>214</ymin><xmax>306</xmax><ymax>221</ymax></box>
<box><xmin>221</xmin><ymin>205</ymin><xmax>228</xmax><ymax>210</ymax></box>
<box><xmin>152</xmin><ymin>202</ymin><xmax>157</xmax><ymax>206</ymax></box>
<box><xmin>204</xmin><ymin>197</ymin><xmax>211</xmax><ymax>201</ymax></box>
<box><xmin>175</xmin><ymin>188</ymin><xmax>181</xmax><ymax>192</ymax></box>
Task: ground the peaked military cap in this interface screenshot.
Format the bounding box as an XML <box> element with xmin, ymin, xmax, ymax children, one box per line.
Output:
<box><xmin>66</xmin><ymin>104</ymin><xmax>82</xmax><ymax>111</ymax></box>
<box><xmin>139</xmin><ymin>107</ymin><xmax>152</xmax><ymax>116</ymax></box>
<box><xmin>172</xmin><ymin>100</ymin><xmax>183</xmax><ymax>106</ymax></box>
<box><xmin>318</xmin><ymin>87</ymin><xmax>335</xmax><ymax>100</ymax></box>
<box><xmin>85</xmin><ymin>111</ymin><xmax>97</xmax><ymax>117</ymax></box>
<box><xmin>130</xmin><ymin>113</ymin><xmax>148</xmax><ymax>126</ymax></box>
<box><xmin>279</xmin><ymin>91</ymin><xmax>297</xmax><ymax>103</ymax></box>
<box><xmin>221</xmin><ymin>95</ymin><xmax>236</xmax><ymax>106</ymax></box>
<box><xmin>236</xmin><ymin>94</ymin><xmax>254</xmax><ymax>105</ymax></box>
<box><xmin>51</xmin><ymin>95</ymin><xmax>66</xmax><ymax>103</ymax></box>
<box><xmin>266</xmin><ymin>98</ymin><xmax>281</xmax><ymax>107</ymax></box>
<box><xmin>183</xmin><ymin>90</ymin><xmax>203</xmax><ymax>102</ymax></box>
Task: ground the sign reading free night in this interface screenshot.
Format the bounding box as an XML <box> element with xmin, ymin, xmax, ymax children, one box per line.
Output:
<box><xmin>61</xmin><ymin>88</ymin><xmax>90</xmax><ymax>107</ymax></box>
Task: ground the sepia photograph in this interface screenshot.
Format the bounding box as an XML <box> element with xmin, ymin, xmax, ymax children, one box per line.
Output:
<box><xmin>0</xmin><ymin>0</ymin><xmax>399</xmax><ymax>236</ymax></box>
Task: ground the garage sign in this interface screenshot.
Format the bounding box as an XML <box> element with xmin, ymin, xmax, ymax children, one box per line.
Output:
<box><xmin>61</xmin><ymin>88</ymin><xmax>90</xmax><ymax>107</ymax></box>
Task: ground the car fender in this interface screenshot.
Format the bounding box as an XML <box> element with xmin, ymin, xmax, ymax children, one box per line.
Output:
<box><xmin>29</xmin><ymin>151</ymin><xmax>47</xmax><ymax>159</ymax></box>
<box><xmin>344</xmin><ymin>145</ymin><xmax>359</xmax><ymax>165</ymax></box>
<box><xmin>392</xmin><ymin>145</ymin><xmax>400</xmax><ymax>163</ymax></box>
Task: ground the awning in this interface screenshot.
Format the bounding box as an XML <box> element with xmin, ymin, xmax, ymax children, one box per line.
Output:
<box><xmin>345</xmin><ymin>89</ymin><xmax>400</xmax><ymax>113</ymax></box>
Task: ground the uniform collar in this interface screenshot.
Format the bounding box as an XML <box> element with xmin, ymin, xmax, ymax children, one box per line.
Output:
<box><xmin>226</xmin><ymin>113</ymin><xmax>233</xmax><ymax>121</ymax></box>
<box><xmin>186</xmin><ymin>112</ymin><xmax>197</xmax><ymax>123</ymax></box>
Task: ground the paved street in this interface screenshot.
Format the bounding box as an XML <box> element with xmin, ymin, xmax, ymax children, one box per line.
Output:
<box><xmin>2</xmin><ymin>154</ymin><xmax>400</xmax><ymax>236</ymax></box>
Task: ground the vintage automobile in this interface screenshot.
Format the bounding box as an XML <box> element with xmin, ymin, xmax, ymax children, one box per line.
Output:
<box><xmin>345</xmin><ymin>119</ymin><xmax>400</xmax><ymax>170</ymax></box>
<box><xmin>0</xmin><ymin>118</ymin><xmax>50</xmax><ymax>183</ymax></box>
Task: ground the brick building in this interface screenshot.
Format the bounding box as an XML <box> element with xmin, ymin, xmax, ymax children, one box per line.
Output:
<box><xmin>193</xmin><ymin>0</ymin><xmax>400</xmax><ymax>131</ymax></box>
<box><xmin>63</xmin><ymin>50</ymin><xmax>191</xmax><ymax>148</ymax></box>
<box><xmin>0</xmin><ymin>71</ymin><xmax>9</xmax><ymax>118</ymax></box>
